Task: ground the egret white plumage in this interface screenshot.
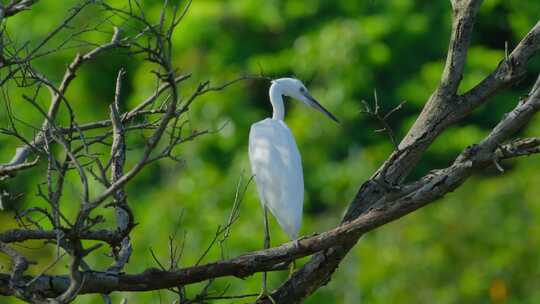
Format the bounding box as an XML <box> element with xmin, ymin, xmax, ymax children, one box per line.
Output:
<box><xmin>248</xmin><ymin>77</ymin><xmax>338</xmax><ymax>296</ymax></box>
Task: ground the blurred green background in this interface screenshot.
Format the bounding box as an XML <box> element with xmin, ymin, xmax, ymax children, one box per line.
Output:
<box><xmin>1</xmin><ymin>0</ymin><xmax>540</xmax><ymax>303</ymax></box>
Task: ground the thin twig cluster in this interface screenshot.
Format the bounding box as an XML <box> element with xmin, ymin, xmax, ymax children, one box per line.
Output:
<box><xmin>0</xmin><ymin>1</ymin><xmax>263</xmax><ymax>303</ymax></box>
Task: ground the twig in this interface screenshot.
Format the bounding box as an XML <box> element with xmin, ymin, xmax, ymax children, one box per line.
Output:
<box><xmin>360</xmin><ymin>89</ymin><xmax>404</xmax><ymax>150</ymax></box>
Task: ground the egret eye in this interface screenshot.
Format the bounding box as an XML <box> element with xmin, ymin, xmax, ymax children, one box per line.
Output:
<box><xmin>299</xmin><ymin>87</ymin><xmax>306</xmax><ymax>93</ymax></box>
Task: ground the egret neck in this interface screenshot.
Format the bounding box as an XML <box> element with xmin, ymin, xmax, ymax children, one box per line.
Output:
<box><xmin>269</xmin><ymin>82</ymin><xmax>285</xmax><ymax>121</ymax></box>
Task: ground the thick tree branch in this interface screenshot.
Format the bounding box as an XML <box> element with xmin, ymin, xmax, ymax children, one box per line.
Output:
<box><xmin>499</xmin><ymin>137</ymin><xmax>540</xmax><ymax>159</ymax></box>
<box><xmin>440</xmin><ymin>0</ymin><xmax>482</xmax><ymax>95</ymax></box>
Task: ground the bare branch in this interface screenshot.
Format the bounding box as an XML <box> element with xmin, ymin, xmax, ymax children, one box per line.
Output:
<box><xmin>440</xmin><ymin>0</ymin><xmax>482</xmax><ymax>95</ymax></box>
<box><xmin>0</xmin><ymin>157</ymin><xmax>38</xmax><ymax>177</ymax></box>
<box><xmin>2</xmin><ymin>0</ymin><xmax>39</xmax><ymax>18</ymax></box>
<box><xmin>360</xmin><ymin>89</ymin><xmax>404</xmax><ymax>150</ymax></box>
<box><xmin>0</xmin><ymin>241</ymin><xmax>29</xmax><ymax>294</ymax></box>
<box><xmin>106</xmin><ymin>68</ymin><xmax>133</xmax><ymax>274</ymax></box>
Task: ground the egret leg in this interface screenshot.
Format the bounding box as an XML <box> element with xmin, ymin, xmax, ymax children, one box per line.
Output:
<box><xmin>257</xmin><ymin>206</ymin><xmax>275</xmax><ymax>303</ymax></box>
<box><xmin>288</xmin><ymin>239</ymin><xmax>299</xmax><ymax>278</ymax></box>
<box><xmin>288</xmin><ymin>259</ymin><xmax>296</xmax><ymax>278</ymax></box>
<box><xmin>263</xmin><ymin>205</ymin><xmax>271</xmax><ymax>289</ymax></box>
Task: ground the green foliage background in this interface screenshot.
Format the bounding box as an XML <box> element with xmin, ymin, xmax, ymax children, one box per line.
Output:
<box><xmin>1</xmin><ymin>0</ymin><xmax>540</xmax><ymax>303</ymax></box>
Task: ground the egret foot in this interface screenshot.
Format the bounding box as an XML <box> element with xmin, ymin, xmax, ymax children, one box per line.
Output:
<box><xmin>293</xmin><ymin>238</ymin><xmax>301</xmax><ymax>249</ymax></box>
<box><xmin>256</xmin><ymin>287</ymin><xmax>276</xmax><ymax>304</ymax></box>
<box><xmin>287</xmin><ymin>238</ymin><xmax>300</xmax><ymax>278</ymax></box>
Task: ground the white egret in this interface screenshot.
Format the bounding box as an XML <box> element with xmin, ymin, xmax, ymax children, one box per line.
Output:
<box><xmin>248</xmin><ymin>77</ymin><xmax>338</xmax><ymax>296</ymax></box>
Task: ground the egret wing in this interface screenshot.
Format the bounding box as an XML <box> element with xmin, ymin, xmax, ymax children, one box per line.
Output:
<box><xmin>248</xmin><ymin>119</ymin><xmax>304</xmax><ymax>239</ymax></box>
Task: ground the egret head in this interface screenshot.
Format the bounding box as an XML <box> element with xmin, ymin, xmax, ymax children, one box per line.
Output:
<box><xmin>272</xmin><ymin>78</ymin><xmax>339</xmax><ymax>123</ymax></box>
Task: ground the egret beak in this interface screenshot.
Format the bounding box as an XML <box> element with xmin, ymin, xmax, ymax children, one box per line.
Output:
<box><xmin>302</xmin><ymin>91</ymin><xmax>339</xmax><ymax>123</ymax></box>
